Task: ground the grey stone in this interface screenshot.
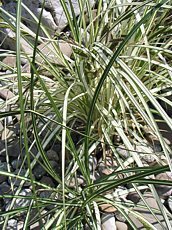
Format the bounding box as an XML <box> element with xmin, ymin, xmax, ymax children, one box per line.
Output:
<box><xmin>5</xmin><ymin>70</ymin><xmax>13</xmax><ymax>75</ymax></box>
<box><xmin>155</xmin><ymin>172</ymin><xmax>172</xmax><ymax>197</ymax></box>
<box><xmin>1</xmin><ymin>127</ymin><xmax>16</xmax><ymax>142</ymax></box>
<box><xmin>8</xmin><ymin>169</ymin><xmax>32</xmax><ymax>187</ymax></box>
<box><xmin>36</xmin><ymin>41</ymin><xmax>72</xmax><ymax>67</ymax></box>
<box><xmin>0</xmin><ymin>89</ymin><xmax>15</xmax><ymax>101</ymax></box>
<box><xmin>0</xmin><ymin>161</ymin><xmax>8</xmax><ymax>183</ymax></box>
<box><xmin>5</xmin><ymin>189</ymin><xmax>32</xmax><ymax>211</ymax></box>
<box><xmin>33</xmin><ymin>160</ymin><xmax>60</xmax><ymax>179</ymax></box>
<box><xmin>0</xmin><ymin>156</ymin><xmax>6</xmax><ymax>162</ymax></box>
<box><xmin>46</xmin><ymin>149</ymin><xmax>59</xmax><ymax>162</ymax></box>
<box><xmin>116</xmin><ymin>221</ymin><xmax>128</xmax><ymax>230</ymax></box>
<box><xmin>136</xmin><ymin>145</ymin><xmax>155</xmax><ymax>163</ymax></box>
<box><xmin>114</xmin><ymin>186</ymin><xmax>129</xmax><ymax>200</ymax></box>
<box><xmin>140</xmin><ymin>154</ymin><xmax>155</xmax><ymax>163</ymax></box>
<box><xmin>0</xmin><ymin>138</ymin><xmax>21</xmax><ymax>157</ymax></box>
<box><xmin>8</xmin><ymin>139</ymin><xmax>21</xmax><ymax>157</ymax></box>
<box><xmin>145</xmin><ymin>134</ymin><xmax>162</xmax><ymax>152</ymax></box>
<box><xmin>136</xmin><ymin>144</ymin><xmax>152</xmax><ymax>153</ymax></box>
<box><xmin>6</xmin><ymin>219</ymin><xmax>18</xmax><ymax>230</ymax></box>
<box><xmin>66</xmin><ymin>176</ymin><xmax>84</xmax><ymax>188</ymax></box>
<box><xmin>22</xmin><ymin>63</ymin><xmax>30</xmax><ymax>73</ymax></box>
<box><xmin>1</xmin><ymin>56</ymin><xmax>16</xmax><ymax>69</ymax></box>
<box><xmin>101</xmin><ymin>213</ymin><xmax>116</xmax><ymax>230</ymax></box>
<box><xmin>39</xmin><ymin>190</ymin><xmax>53</xmax><ymax>199</ymax></box>
<box><xmin>0</xmin><ymin>140</ymin><xmax>6</xmax><ymax>156</ymax></box>
<box><xmin>115</xmin><ymin>211</ymin><xmax>126</xmax><ymax>222</ymax></box>
<box><xmin>11</xmin><ymin>159</ymin><xmax>23</xmax><ymax>170</ymax></box>
<box><xmin>105</xmin><ymin>156</ymin><xmax>118</xmax><ymax>167</ymax></box>
<box><xmin>40</xmin><ymin>176</ymin><xmax>55</xmax><ymax>187</ymax></box>
<box><xmin>98</xmin><ymin>157</ymin><xmax>118</xmax><ymax>176</ymax></box>
<box><xmin>116</xmin><ymin>146</ymin><xmax>129</xmax><ymax>158</ymax></box>
<box><xmin>33</xmin><ymin>164</ymin><xmax>46</xmax><ymax>180</ymax></box>
<box><xmin>127</xmin><ymin>192</ymin><xmax>141</xmax><ymax>204</ymax></box>
<box><xmin>10</xmin><ymin>123</ymin><xmax>20</xmax><ymax>136</ymax></box>
<box><xmin>49</xmin><ymin>160</ymin><xmax>60</xmax><ymax>175</ymax></box>
<box><xmin>0</xmin><ymin>182</ymin><xmax>11</xmax><ymax>195</ymax></box>
<box><xmin>99</xmin><ymin>167</ymin><xmax>114</xmax><ymax>176</ymax></box>
<box><xmin>129</xmin><ymin>192</ymin><xmax>172</xmax><ymax>229</ymax></box>
<box><xmin>23</xmin><ymin>145</ymin><xmax>38</xmax><ymax>161</ymax></box>
<box><xmin>0</xmin><ymin>0</ymin><xmax>95</xmax><ymax>50</ymax></box>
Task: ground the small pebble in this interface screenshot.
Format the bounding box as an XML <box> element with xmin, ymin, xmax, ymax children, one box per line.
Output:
<box><xmin>7</xmin><ymin>219</ymin><xmax>18</xmax><ymax>230</ymax></box>
<box><xmin>11</xmin><ymin>159</ymin><xmax>23</xmax><ymax>170</ymax></box>
<box><xmin>1</xmin><ymin>128</ymin><xmax>16</xmax><ymax>142</ymax></box>
<box><xmin>127</xmin><ymin>192</ymin><xmax>141</xmax><ymax>204</ymax></box>
<box><xmin>99</xmin><ymin>203</ymin><xmax>117</xmax><ymax>213</ymax></box>
<box><xmin>49</xmin><ymin>160</ymin><xmax>60</xmax><ymax>175</ymax></box>
<box><xmin>66</xmin><ymin>176</ymin><xmax>84</xmax><ymax>188</ymax></box>
<box><xmin>2</xmin><ymin>56</ymin><xmax>16</xmax><ymax>68</ymax></box>
<box><xmin>155</xmin><ymin>172</ymin><xmax>172</xmax><ymax>197</ymax></box>
<box><xmin>0</xmin><ymin>138</ymin><xmax>21</xmax><ymax>157</ymax></box>
<box><xmin>116</xmin><ymin>146</ymin><xmax>129</xmax><ymax>158</ymax></box>
<box><xmin>46</xmin><ymin>149</ymin><xmax>59</xmax><ymax>162</ymax></box>
<box><xmin>116</xmin><ymin>221</ymin><xmax>128</xmax><ymax>230</ymax></box>
<box><xmin>33</xmin><ymin>164</ymin><xmax>46</xmax><ymax>180</ymax></box>
<box><xmin>0</xmin><ymin>161</ymin><xmax>8</xmax><ymax>183</ymax></box>
<box><xmin>40</xmin><ymin>176</ymin><xmax>55</xmax><ymax>187</ymax></box>
<box><xmin>8</xmin><ymin>169</ymin><xmax>32</xmax><ymax>187</ymax></box>
<box><xmin>101</xmin><ymin>213</ymin><xmax>116</xmax><ymax>230</ymax></box>
<box><xmin>5</xmin><ymin>189</ymin><xmax>32</xmax><ymax>211</ymax></box>
<box><xmin>114</xmin><ymin>211</ymin><xmax>126</xmax><ymax>222</ymax></box>
<box><xmin>0</xmin><ymin>182</ymin><xmax>11</xmax><ymax>195</ymax></box>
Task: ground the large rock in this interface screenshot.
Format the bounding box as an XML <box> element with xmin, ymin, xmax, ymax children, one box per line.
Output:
<box><xmin>36</xmin><ymin>41</ymin><xmax>72</xmax><ymax>66</ymax></box>
<box><xmin>0</xmin><ymin>0</ymin><xmax>95</xmax><ymax>50</ymax></box>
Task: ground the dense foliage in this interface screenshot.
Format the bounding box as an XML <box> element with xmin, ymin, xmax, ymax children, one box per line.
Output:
<box><xmin>0</xmin><ymin>0</ymin><xmax>172</xmax><ymax>229</ymax></box>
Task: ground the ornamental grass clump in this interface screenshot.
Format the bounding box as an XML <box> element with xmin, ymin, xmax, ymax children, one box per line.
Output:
<box><xmin>0</xmin><ymin>0</ymin><xmax>172</xmax><ymax>229</ymax></box>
